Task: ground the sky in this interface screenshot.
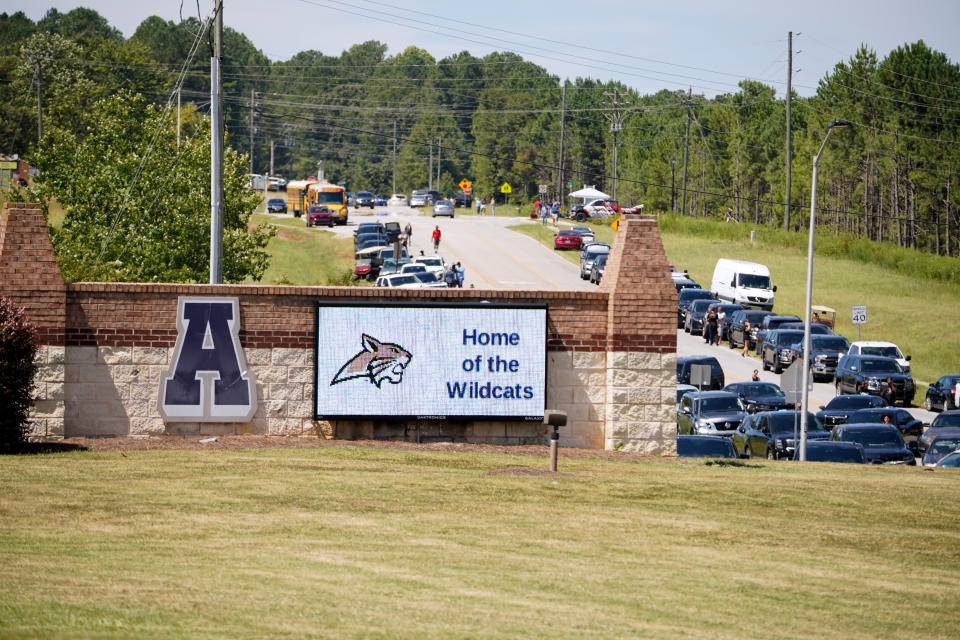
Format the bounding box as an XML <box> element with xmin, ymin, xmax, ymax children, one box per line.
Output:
<box><xmin>7</xmin><ymin>0</ymin><xmax>960</xmax><ymax>98</ymax></box>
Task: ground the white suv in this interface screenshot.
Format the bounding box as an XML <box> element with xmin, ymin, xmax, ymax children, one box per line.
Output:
<box><xmin>847</xmin><ymin>341</ymin><xmax>911</xmax><ymax>374</ymax></box>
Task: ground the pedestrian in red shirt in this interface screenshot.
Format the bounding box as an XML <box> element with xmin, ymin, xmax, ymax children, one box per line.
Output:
<box><xmin>431</xmin><ymin>225</ymin><xmax>441</xmax><ymax>251</ymax></box>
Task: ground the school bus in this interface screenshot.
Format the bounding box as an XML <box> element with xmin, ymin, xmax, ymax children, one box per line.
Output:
<box><xmin>306</xmin><ymin>182</ymin><xmax>348</xmax><ymax>225</ymax></box>
<box><xmin>285</xmin><ymin>179</ymin><xmax>316</xmax><ymax>217</ymax></box>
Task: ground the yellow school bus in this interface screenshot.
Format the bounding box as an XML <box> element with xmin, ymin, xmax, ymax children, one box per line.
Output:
<box><xmin>306</xmin><ymin>182</ymin><xmax>348</xmax><ymax>225</ymax></box>
<box><xmin>285</xmin><ymin>179</ymin><xmax>317</xmax><ymax>217</ymax></box>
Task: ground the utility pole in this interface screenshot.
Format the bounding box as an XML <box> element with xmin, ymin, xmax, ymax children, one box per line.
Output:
<box><xmin>681</xmin><ymin>87</ymin><xmax>692</xmax><ymax>216</ymax></box>
<box><xmin>210</xmin><ymin>0</ymin><xmax>223</xmax><ymax>284</ymax></box>
<box><xmin>248</xmin><ymin>87</ymin><xmax>255</xmax><ymax>175</ymax></box>
<box><xmin>784</xmin><ymin>31</ymin><xmax>793</xmax><ymax>231</ymax></box>
<box><xmin>176</xmin><ymin>86</ymin><xmax>181</xmax><ymax>150</ymax></box>
<box><xmin>428</xmin><ymin>138</ymin><xmax>433</xmax><ymax>190</ymax></box>
<box><xmin>392</xmin><ymin>121</ymin><xmax>397</xmax><ymax>194</ymax></box>
<box><xmin>436</xmin><ymin>136</ymin><xmax>442</xmax><ymax>186</ymax></box>
<box><xmin>557</xmin><ymin>80</ymin><xmax>566</xmax><ymax>206</ymax></box>
<box><xmin>35</xmin><ymin>60</ymin><xmax>42</xmax><ymax>143</ymax></box>
<box><xmin>671</xmin><ymin>157</ymin><xmax>676</xmax><ymax>213</ymax></box>
<box><xmin>602</xmin><ymin>90</ymin><xmax>628</xmax><ymax>200</ymax></box>
<box><xmin>269</xmin><ymin>140</ymin><xmax>274</xmax><ymax>176</ymax></box>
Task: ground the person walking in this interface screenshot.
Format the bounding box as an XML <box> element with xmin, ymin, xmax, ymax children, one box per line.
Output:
<box><xmin>403</xmin><ymin>222</ymin><xmax>412</xmax><ymax>247</ymax></box>
<box><xmin>431</xmin><ymin>225</ymin><xmax>441</xmax><ymax>251</ymax></box>
<box><xmin>741</xmin><ymin>319</ymin><xmax>752</xmax><ymax>357</ymax></box>
<box><xmin>454</xmin><ymin>262</ymin><xmax>465</xmax><ymax>288</ymax></box>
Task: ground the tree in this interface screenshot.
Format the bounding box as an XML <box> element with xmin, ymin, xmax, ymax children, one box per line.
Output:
<box><xmin>29</xmin><ymin>92</ymin><xmax>273</xmax><ymax>283</ymax></box>
<box><xmin>0</xmin><ymin>295</ymin><xmax>37</xmax><ymax>448</ymax></box>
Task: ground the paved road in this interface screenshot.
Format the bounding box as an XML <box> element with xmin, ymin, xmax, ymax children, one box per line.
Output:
<box><xmin>676</xmin><ymin>327</ymin><xmax>936</xmax><ymax>424</ymax></box>
<box><xmin>325</xmin><ymin>205</ymin><xmax>594</xmax><ymax>290</ymax></box>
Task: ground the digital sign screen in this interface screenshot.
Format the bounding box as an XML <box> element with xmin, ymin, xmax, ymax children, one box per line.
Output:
<box><xmin>314</xmin><ymin>302</ymin><xmax>547</xmax><ymax>420</ymax></box>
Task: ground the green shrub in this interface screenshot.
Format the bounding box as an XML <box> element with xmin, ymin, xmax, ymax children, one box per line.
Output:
<box><xmin>0</xmin><ymin>296</ymin><xmax>38</xmax><ymax>447</ymax></box>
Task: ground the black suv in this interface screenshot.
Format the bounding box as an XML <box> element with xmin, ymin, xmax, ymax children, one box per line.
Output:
<box><xmin>452</xmin><ymin>192</ymin><xmax>472</xmax><ymax>208</ymax></box>
<box><xmin>677</xmin><ymin>391</ymin><xmax>746</xmax><ymax>437</ymax></box>
<box><xmin>355</xmin><ymin>191</ymin><xmax>376</xmax><ymax>208</ymax></box>
<box><xmin>925</xmin><ymin>375</ymin><xmax>960</xmax><ymax>412</ymax></box>
<box><xmin>732</xmin><ymin>410</ymin><xmax>829</xmax><ymax>459</ymax></box>
<box><xmin>794</xmin><ymin>334</ymin><xmax>851</xmax><ymax>381</ymax></box>
<box><xmin>673</xmin><ymin>277</ymin><xmax>700</xmax><ymax>293</ymax></box>
<box><xmin>676</xmin><ymin>355</ymin><xmax>725</xmax><ymax>390</ymax></box>
<box><xmin>834</xmin><ymin>355</ymin><xmax>915</xmax><ymax>406</ymax></box>
<box><xmin>759</xmin><ymin>329</ymin><xmax>805</xmax><ymax>374</ymax></box>
<box><xmin>753</xmin><ymin>315</ymin><xmax>801</xmax><ymax>354</ymax></box>
<box><xmin>677</xmin><ymin>289</ymin><xmax>716</xmax><ymax>328</ymax></box>
<box><xmin>727</xmin><ymin>309</ymin><xmax>775</xmax><ymax>350</ymax></box>
<box><xmin>815</xmin><ymin>394</ymin><xmax>886</xmax><ymax>429</ymax></box>
<box><xmin>829</xmin><ymin>423</ymin><xmax>916</xmax><ymax>465</ymax></box>
<box><xmin>683</xmin><ymin>299</ymin><xmax>715</xmax><ymax>335</ymax></box>
<box><xmin>722</xmin><ymin>381</ymin><xmax>793</xmax><ymax>413</ymax></box>
<box><xmin>844</xmin><ymin>407</ymin><xmax>923</xmax><ymax>452</ymax></box>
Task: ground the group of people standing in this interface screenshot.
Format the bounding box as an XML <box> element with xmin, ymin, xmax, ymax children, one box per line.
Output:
<box><xmin>702</xmin><ymin>305</ymin><xmax>722</xmax><ymax>346</ymax></box>
<box><xmin>475</xmin><ymin>197</ymin><xmax>496</xmax><ymax>215</ymax></box>
<box><xmin>443</xmin><ymin>262</ymin><xmax>465</xmax><ymax>288</ymax></box>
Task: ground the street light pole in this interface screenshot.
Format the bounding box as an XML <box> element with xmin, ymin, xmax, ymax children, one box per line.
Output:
<box><xmin>799</xmin><ymin>120</ymin><xmax>850</xmax><ymax>461</ymax></box>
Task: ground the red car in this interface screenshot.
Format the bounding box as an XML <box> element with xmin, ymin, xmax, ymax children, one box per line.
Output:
<box><xmin>554</xmin><ymin>230</ymin><xmax>583</xmax><ymax>250</ymax></box>
<box><xmin>306</xmin><ymin>205</ymin><xmax>334</xmax><ymax>227</ymax></box>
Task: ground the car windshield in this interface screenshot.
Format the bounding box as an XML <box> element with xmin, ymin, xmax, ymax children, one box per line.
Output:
<box><xmin>357</xmin><ymin>192</ymin><xmax>372</xmax><ymax>197</ymax></box>
<box><xmin>768</xmin><ymin>317</ymin><xmax>799</xmax><ymax>328</ymax></box>
<box><xmin>738</xmin><ymin>274</ymin><xmax>771</xmax><ymax>289</ymax></box>
<box><xmin>775</xmin><ymin>332</ymin><xmax>804</xmax><ymax>345</ymax></box>
<box><xmin>932</xmin><ymin>414</ymin><xmax>960</xmax><ymax>427</ymax></box>
<box><xmin>699</xmin><ymin>397</ymin><xmax>742</xmax><ymax>412</ymax></box>
<box><xmin>314</xmin><ymin>192</ymin><xmax>344</xmax><ymax>205</ymax></box>
<box><xmin>573</xmin><ymin>227</ymin><xmax>592</xmax><ymax>234</ymax></box>
<box><xmin>860</xmin><ymin>346</ymin><xmax>901</xmax><ymax>358</ymax></box>
<box><xmin>768</xmin><ymin>413</ymin><xmax>822</xmax><ymax>433</ymax></box>
<box><xmin>417</xmin><ymin>257</ymin><xmax>443</xmax><ymax>267</ymax></box>
<box><xmin>846</xmin><ymin>428</ymin><xmax>903</xmax><ymax>448</ymax></box>
<box><xmin>812</xmin><ymin>337</ymin><xmax>850</xmax><ymax>351</ymax></box>
<box><xmin>389</xmin><ymin>275</ymin><xmax>418</xmax><ymax>286</ymax></box>
<box><xmin>413</xmin><ymin>272</ymin><xmax>440</xmax><ymax>283</ymax></box>
<box><xmin>412</xmin><ymin>191</ymin><xmax>428</xmax><ymax>197</ymax></box>
<box><xmin>825</xmin><ymin>396</ymin><xmax>883</xmax><ymax>410</ymax></box>
<box><xmin>860</xmin><ymin>358</ymin><xmax>903</xmax><ymax>374</ymax></box>
<box><xmin>268</xmin><ymin>199</ymin><xmax>284</xmax><ymax>204</ymax></box>
<box><xmin>744</xmin><ymin>312</ymin><xmax>769</xmax><ymax>324</ymax></box>
<box><xmin>939</xmin><ymin>452</ymin><xmax>960</xmax><ymax>467</ymax></box>
<box><xmin>402</xmin><ymin>265</ymin><xmax>426</xmax><ymax>273</ymax></box>
<box><xmin>929</xmin><ymin>439</ymin><xmax>960</xmax><ymax>455</ymax></box>
<box><xmin>680</xmin><ymin>290</ymin><xmax>714</xmax><ymax>303</ymax></box>
<box><xmin>690</xmin><ymin>300</ymin><xmax>713</xmax><ymax>313</ymax></box>
<box><xmin>559</xmin><ymin>231</ymin><xmax>578</xmax><ymax>237</ymax></box>
<box><xmin>740</xmin><ymin>384</ymin><xmax>785</xmax><ymax>399</ymax></box>
<box><xmin>585</xmin><ymin>247</ymin><xmax>610</xmax><ymax>258</ymax></box>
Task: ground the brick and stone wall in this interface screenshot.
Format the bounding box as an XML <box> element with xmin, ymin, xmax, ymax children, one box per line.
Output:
<box><xmin>1</xmin><ymin>203</ymin><xmax>677</xmax><ymax>451</ymax></box>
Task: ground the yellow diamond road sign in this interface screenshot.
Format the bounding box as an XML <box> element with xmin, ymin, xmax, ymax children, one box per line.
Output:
<box><xmin>499</xmin><ymin>182</ymin><xmax>512</xmax><ymax>194</ymax></box>
<box><xmin>610</xmin><ymin>217</ymin><xmax>620</xmax><ymax>231</ymax></box>
<box><xmin>458</xmin><ymin>178</ymin><xmax>471</xmax><ymax>191</ymax></box>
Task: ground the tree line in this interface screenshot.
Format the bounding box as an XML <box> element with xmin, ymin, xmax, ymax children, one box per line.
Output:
<box><xmin>2</xmin><ymin>8</ymin><xmax>959</xmax><ymax>258</ymax></box>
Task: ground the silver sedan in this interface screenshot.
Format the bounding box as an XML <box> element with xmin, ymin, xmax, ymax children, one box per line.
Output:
<box><xmin>432</xmin><ymin>200</ymin><xmax>455</xmax><ymax>217</ymax></box>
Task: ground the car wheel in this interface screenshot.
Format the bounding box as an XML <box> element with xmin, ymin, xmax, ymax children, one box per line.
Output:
<box><xmin>743</xmin><ymin>446</ymin><xmax>752</xmax><ymax>459</ymax></box>
<box><xmin>773</xmin><ymin>360</ymin><xmax>782</xmax><ymax>375</ymax></box>
<box><xmin>766</xmin><ymin>448</ymin><xmax>776</xmax><ymax>460</ymax></box>
<box><xmin>924</xmin><ymin>396</ymin><xmax>933</xmax><ymax>412</ymax></box>
<box><xmin>835</xmin><ymin>381</ymin><xmax>842</xmax><ymax>396</ymax></box>
<box><xmin>728</xmin><ymin>338</ymin><xmax>735</xmax><ymax>349</ymax></box>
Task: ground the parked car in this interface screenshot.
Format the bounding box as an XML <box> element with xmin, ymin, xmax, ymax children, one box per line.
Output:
<box><xmin>411</xmin><ymin>271</ymin><xmax>447</xmax><ymax>288</ymax></box>
<box><xmin>759</xmin><ymin>329</ymin><xmax>806</xmax><ymax>374</ymax></box>
<box><xmin>676</xmin><ymin>391</ymin><xmax>747</xmax><ymax>437</ymax></box>
<box><xmin>833</xmin><ymin>355</ymin><xmax>915</xmax><ymax>406</ymax></box>
<box><xmin>378</xmin><ymin>258</ymin><xmax>412</xmax><ymax>276</ymax></box>
<box><xmin>266</xmin><ymin>197</ymin><xmax>287</xmax><ymax>213</ymax></box>
<box><xmin>375</xmin><ymin>273</ymin><xmax>421</xmax><ymax>288</ymax></box>
<box><xmin>673</xmin><ymin>277</ymin><xmax>701</xmax><ymax>293</ymax></box>
<box><xmin>722</xmin><ymin>381</ymin><xmax>793</xmax><ymax>413</ymax></box>
<box><xmin>305</xmin><ymin>205</ymin><xmax>334</xmax><ymax>227</ymax></box>
<box><xmin>844</xmin><ymin>407</ymin><xmax>923</xmax><ymax>452</ymax></box>
<box><xmin>715</xmin><ymin>303</ymin><xmax>744</xmax><ymax>340</ymax></box>
<box><xmin>793</xmin><ymin>441</ymin><xmax>867</xmax><ymax>464</ymax></box>
<box><xmin>727</xmin><ymin>309</ymin><xmax>775</xmax><ymax>350</ymax></box>
<box><xmin>829</xmin><ymin>423</ymin><xmax>916</xmax><ymax>465</ymax></box>
<box><xmin>676</xmin><ymin>435</ymin><xmax>737</xmax><ymax>459</ymax></box>
<box><xmin>374</xmin><ymin>195</ymin><xmax>387</xmax><ymax>206</ymax></box>
<box><xmin>432</xmin><ymin>199</ymin><xmax>455</xmax><ymax>218</ymax></box>
<box><xmin>554</xmin><ymin>230</ymin><xmax>583</xmax><ymax>250</ymax></box>
<box><xmin>568</xmin><ymin>201</ymin><xmax>586</xmax><ymax>217</ymax></box>
<box><xmin>677</xmin><ymin>288</ymin><xmax>716</xmax><ymax>328</ymax></box>
<box><xmin>711</xmin><ymin>258</ymin><xmax>776</xmax><ymax>311</ymax></box>
<box><xmin>753</xmin><ymin>315</ymin><xmax>802</xmax><ymax>354</ymax></box>
<box><xmin>924</xmin><ymin>375</ymin><xmax>960</xmax><ymax>412</ymax></box>
<box><xmin>935</xmin><ymin>450</ymin><xmax>960</xmax><ymax>467</ymax></box>
<box><xmin>683</xmin><ymin>299</ymin><xmax>715</xmax><ymax>336</ymax></box>
<box><xmin>815</xmin><ymin>394</ymin><xmax>887</xmax><ymax>429</ymax></box>
<box><xmin>917</xmin><ymin>411</ymin><xmax>960</xmax><ymax>456</ymax></box>
<box><xmin>848</xmin><ymin>341</ymin><xmax>911</xmax><ymax>374</ymax></box>
<box><xmin>354</xmin><ymin>233</ymin><xmax>389</xmax><ymax>250</ymax></box>
<box><xmin>452</xmin><ymin>192</ymin><xmax>472</xmax><ymax>208</ymax></box>
<box><xmin>777</xmin><ymin>322</ymin><xmax>834</xmax><ymax>335</ymax></box>
<box><xmin>571</xmin><ymin>226</ymin><xmax>595</xmax><ymax>242</ymax></box>
<box><xmin>732</xmin><ymin>410</ymin><xmax>829</xmax><ymax>459</ymax></box>
<box><xmin>383</xmin><ymin>221</ymin><xmax>402</xmax><ymax>243</ymax></box>
<box><xmin>921</xmin><ymin>434</ymin><xmax>960</xmax><ymax>466</ymax></box>
<box><xmin>676</xmin><ymin>355</ymin><xmax>725</xmax><ymax>390</ymax></box>
<box><xmin>387</xmin><ymin>193</ymin><xmax>409</xmax><ymax>207</ymax></box>
<box><xmin>579</xmin><ymin>242</ymin><xmax>610</xmax><ymax>280</ymax></box>
<box><xmin>676</xmin><ymin>384</ymin><xmax>698</xmax><ymax>411</ymax></box>
<box><xmin>794</xmin><ymin>334</ymin><xmax>852</xmax><ymax>382</ymax></box>
<box><xmin>355</xmin><ymin>191</ymin><xmax>376</xmax><ymax>208</ymax></box>
<box><xmin>410</xmin><ymin>190</ymin><xmax>431</xmax><ymax>207</ymax></box>
<box><xmin>399</xmin><ymin>263</ymin><xmax>428</xmax><ymax>275</ymax></box>
<box><xmin>589</xmin><ymin>253</ymin><xmax>607</xmax><ymax>284</ymax></box>
<box><xmin>413</xmin><ymin>255</ymin><xmax>445</xmax><ymax>276</ymax></box>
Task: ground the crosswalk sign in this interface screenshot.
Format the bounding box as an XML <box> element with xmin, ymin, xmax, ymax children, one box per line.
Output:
<box><xmin>499</xmin><ymin>182</ymin><xmax>512</xmax><ymax>194</ymax></box>
<box><xmin>458</xmin><ymin>178</ymin><xmax>472</xmax><ymax>191</ymax></box>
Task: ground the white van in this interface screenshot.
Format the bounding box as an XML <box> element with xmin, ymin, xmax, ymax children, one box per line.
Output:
<box><xmin>711</xmin><ymin>259</ymin><xmax>776</xmax><ymax>310</ymax></box>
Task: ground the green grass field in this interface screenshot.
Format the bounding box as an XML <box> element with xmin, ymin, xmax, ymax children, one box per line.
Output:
<box><xmin>1</xmin><ymin>446</ymin><xmax>958</xmax><ymax>639</ymax></box>
<box><xmin>248</xmin><ymin>213</ymin><xmax>357</xmax><ymax>285</ymax></box>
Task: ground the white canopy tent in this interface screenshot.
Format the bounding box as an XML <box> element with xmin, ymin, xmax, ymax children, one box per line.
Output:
<box><xmin>568</xmin><ymin>186</ymin><xmax>610</xmax><ymax>200</ymax></box>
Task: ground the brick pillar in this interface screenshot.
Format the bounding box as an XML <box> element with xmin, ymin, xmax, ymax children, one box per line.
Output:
<box><xmin>0</xmin><ymin>202</ymin><xmax>66</xmax><ymax>437</ymax></box>
<box><xmin>600</xmin><ymin>216</ymin><xmax>678</xmax><ymax>452</ymax></box>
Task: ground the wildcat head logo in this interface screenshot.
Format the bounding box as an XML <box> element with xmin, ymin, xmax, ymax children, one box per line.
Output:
<box><xmin>331</xmin><ymin>334</ymin><xmax>412</xmax><ymax>388</ymax></box>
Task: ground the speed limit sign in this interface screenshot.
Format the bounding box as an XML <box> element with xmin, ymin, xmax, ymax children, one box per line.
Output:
<box><xmin>851</xmin><ymin>305</ymin><xmax>867</xmax><ymax>324</ymax></box>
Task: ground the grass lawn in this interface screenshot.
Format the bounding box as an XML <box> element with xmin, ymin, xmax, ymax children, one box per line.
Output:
<box><xmin>248</xmin><ymin>213</ymin><xmax>357</xmax><ymax>286</ymax></box>
<box><xmin>0</xmin><ymin>446</ymin><xmax>958</xmax><ymax>638</ymax></box>
<box><xmin>508</xmin><ymin>219</ymin><xmax>615</xmax><ymax>266</ymax></box>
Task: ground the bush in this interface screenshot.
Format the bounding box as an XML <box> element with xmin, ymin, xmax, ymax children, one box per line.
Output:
<box><xmin>0</xmin><ymin>296</ymin><xmax>38</xmax><ymax>447</ymax></box>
